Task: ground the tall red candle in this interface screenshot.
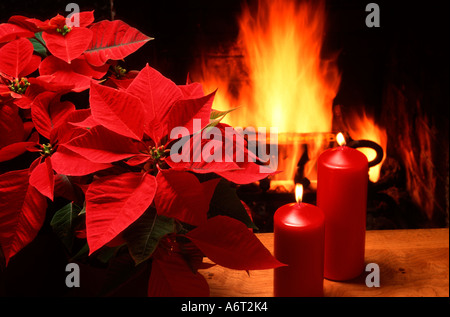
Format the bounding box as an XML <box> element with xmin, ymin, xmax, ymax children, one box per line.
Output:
<box><xmin>317</xmin><ymin>133</ymin><xmax>368</xmax><ymax>281</ymax></box>
<box><xmin>274</xmin><ymin>185</ymin><xmax>325</xmax><ymax>297</ymax></box>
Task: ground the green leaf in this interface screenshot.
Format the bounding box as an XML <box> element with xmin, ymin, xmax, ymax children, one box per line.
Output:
<box><xmin>50</xmin><ymin>203</ymin><xmax>75</xmax><ymax>251</ymax></box>
<box><xmin>208</xmin><ymin>179</ymin><xmax>258</xmax><ymax>230</ymax></box>
<box><xmin>209</xmin><ymin>108</ymin><xmax>239</xmax><ymax>120</ymax></box>
<box><xmin>69</xmin><ymin>242</ymin><xmax>89</xmax><ymax>262</ymax></box>
<box><xmin>202</xmin><ymin>107</ymin><xmax>240</xmax><ymax>134</ymax></box>
<box><xmin>96</xmin><ymin>245</ymin><xmax>122</xmax><ymax>264</ymax></box>
<box><xmin>51</xmin><ymin>202</ymin><xmax>87</xmax><ymax>256</ymax></box>
<box><xmin>78</xmin><ymin>204</ymin><xmax>86</xmax><ymax>216</ymax></box>
<box><xmin>123</xmin><ymin>208</ymin><xmax>175</xmax><ymax>265</ymax></box>
<box><xmin>29</xmin><ymin>32</ymin><xmax>47</xmax><ymax>57</ymax></box>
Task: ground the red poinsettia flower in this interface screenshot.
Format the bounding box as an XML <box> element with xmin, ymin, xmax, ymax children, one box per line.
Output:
<box><xmin>26</xmin><ymin>11</ymin><xmax>95</xmax><ymax>64</ymax></box>
<box><xmin>0</xmin><ymin>91</ymin><xmax>82</xmax><ymax>199</ymax></box>
<box><xmin>57</xmin><ymin>64</ymin><xmax>276</xmax><ymax>257</ymax></box>
<box><xmin>0</xmin><ymin>98</ymin><xmax>61</xmax><ymax>266</ymax></box>
<box><xmin>0</xmin><ymin>37</ymin><xmax>75</xmax><ymax>109</ymax></box>
<box><xmin>0</xmin><ymin>38</ymin><xmax>40</xmax><ymax>98</ymax></box>
<box><xmin>0</xmin><ymin>92</ymin><xmax>102</xmax><ymax>265</ymax></box>
<box><xmin>56</xmin><ymin>64</ymin><xmax>213</xmax><ymax>252</ymax></box>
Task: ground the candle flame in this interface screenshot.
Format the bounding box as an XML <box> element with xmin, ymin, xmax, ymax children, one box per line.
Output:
<box><xmin>336</xmin><ymin>132</ymin><xmax>346</xmax><ymax>146</ymax></box>
<box><xmin>295</xmin><ymin>184</ymin><xmax>303</xmax><ymax>204</ymax></box>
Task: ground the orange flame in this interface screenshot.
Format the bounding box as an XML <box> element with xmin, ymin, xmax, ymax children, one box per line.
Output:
<box><xmin>336</xmin><ymin>132</ymin><xmax>346</xmax><ymax>146</ymax></box>
<box><xmin>399</xmin><ymin>108</ymin><xmax>436</xmax><ymax>219</ymax></box>
<box><xmin>346</xmin><ymin>112</ymin><xmax>387</xmax><ymax>183</ymax></box>
<box><xmin>295</xmin><ymin>183</ymin><xmax>303</xmax><ymax>204</ymax></box>
<box><xmin>193</xmin><ymin>0</ymin><xmax>341</xmax><ymax>191</ymax></box>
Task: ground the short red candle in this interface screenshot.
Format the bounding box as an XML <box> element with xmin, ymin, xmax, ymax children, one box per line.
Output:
<box><xmin>317</xmin><ymin>135</ymin><xmax>368</xmax><ymax>281</ymax></box>
<box><xmin>274</xmin><ymin>185</ymin><xmax>325</xmax><ymax>297</ymax></box>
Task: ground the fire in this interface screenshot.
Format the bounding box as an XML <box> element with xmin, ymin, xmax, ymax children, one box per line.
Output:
<box><xmin>295</xmin><ymin>183</ymin><xmax>303</xmax><ymax>204</ymax></box>
<box><xmin>193</xmin><ymin>0</ymin><xmax>341</xmax><ymax>191</ymax></box>
<box><xmin>336</xmin><ymin>132</ymin><xmax>346</xmax><ymax>146</ymax></box>
<box><xmin>345</xmin><ymin>112</ymin><xmax>387</xmax><ymax>183</ymax></box>
<box><xmin>398</xmin><ymin>106</ymin><xmax>436</xmax><ymax>219</ymax></box>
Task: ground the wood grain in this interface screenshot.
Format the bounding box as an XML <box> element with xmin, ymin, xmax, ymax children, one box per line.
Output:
<box><xmin>199</xmin><ymin>228</ymin><xmax>449</xmax><ymax>297</ymax></box>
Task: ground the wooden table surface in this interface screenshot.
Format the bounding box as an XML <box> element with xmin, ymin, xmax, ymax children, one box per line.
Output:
<box><xmin>199</xmin><ymin>228</ymin><xmax>449</xmax><ymax>297</ymax></box>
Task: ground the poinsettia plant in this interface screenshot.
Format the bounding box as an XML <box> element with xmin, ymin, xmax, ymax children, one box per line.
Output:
<box><xmin>0</xmin><ymin>10</ymin><xmax>282</xmax><ymax>296</ymax></box>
